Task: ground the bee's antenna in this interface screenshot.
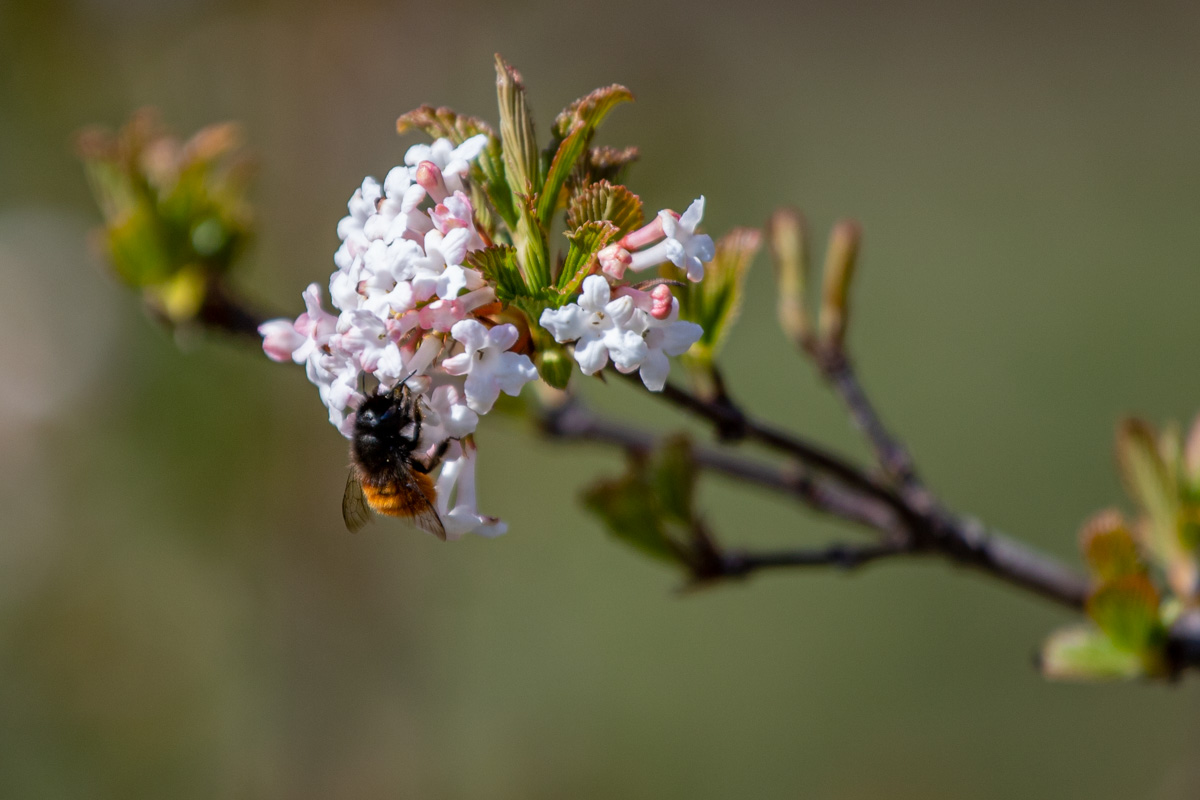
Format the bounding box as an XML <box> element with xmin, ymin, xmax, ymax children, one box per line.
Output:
<box><xmin>386</xmin><ymin>369</ymin><xmax>421</xmax><ymax>402</ymax></box>
<box><xmin>397</xmin><ymin>369</ymin><xmax>420</xmax><ymax>394</ymax></box>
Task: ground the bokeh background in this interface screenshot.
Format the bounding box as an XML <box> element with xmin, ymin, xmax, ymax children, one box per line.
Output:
<box><xmin>4</xmin><ymin>0</ymin><xmax>1200</xmax><ymax>797</ymax></box>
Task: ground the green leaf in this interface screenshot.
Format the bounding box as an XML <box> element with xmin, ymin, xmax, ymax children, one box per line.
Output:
<box><xmin>653</xmin><ymin>435</ymin><xmax>696</xmax><ymax>524</ymax></box>
<box><xmin>396</xmin><ymin>105</ymin><xmax>516</xmax><ymax>230</ymax></box>
<box><xmin>1184</xmin><ymin>413</ymin><xmax>1200</xmax><ymax>489</ymax></box>
<box><xmin>556</xmin><ymin>220</ymin><xmax>619</xmax><ymax>298</ymax></box>
<box><xmin>583</xmin><ymin>145</ymin><xmax>639</xmax><ymax>186</ymax></box>
<box><xmin>583</xmin><ymin>464</ymin><xmax>680</xmax><ymax>564</ymax></box>
<box><xmin>536</xmin><ymin>123</ymin><xmax>590</xmax><ymax>229</ymax></box>
<box><xmin>537</xmin><ymin>84</ymin><xmax>633</xmax><ymax>230</ymax></box>
<box><xmin>1117</xmin><ymin>418</ymin><xmax>1176</xmax><ymax>525</ymax></box>
<box><xmin>1086</xmin><ymin>574</ymin><xmax>1162</xmax><ymax>652</ymax></box>
<box><xmin>565</xmin><ymin>181</ymin><xmax>643</xmax><ymax>239</ymax></box>
<box><xmin>581</xmin><ymin>434</ymin><xmax>704</xmax><ymax>569</ymax></box>
<box><xmin>513</xmin><ymin>193</ymin><xmax>550</xmax><ymax>290</ymax></box>
<box><xmin>494</xmin><ymin>55</ymin><xmax>541</xmax><ymax>197</ymax></box>
<box><xmin>673</xmin><ymin>227</ymin><xmax>762</xmax><ymax>365</ymax></box>
<box><xmin>551</xmin><ymin>84</ymin><xmax>635</xmax><ymax>141</ymax></box>
<box><xmin>1039</xmin><ymin>625</ymin><xmax>1148</xmax><ymax>681</ymax></box>
<box><xmin>396</xmin><ymin>104</ymin><xmax>496</xmax><ymax>143</ymax></box>
<box><xmin>79</xmin><ymin>112</ymin><xmax>254</xmax><ymax>320</ymax></box>
<box><xmin>1079</xmin><ymin>509</ymin><xmax>1144</xmax><ymax>582</ymax></box>
<box><xmin>1115</xmin><ymin>417</ymin><xmax>1191</xmax><ymax>587</ymax></box>
<box><xmin>105</xmin><ymin>204</ymin><xmax>173</xmax><ymax>286</ymax></box>
<box><xmin>464</xmin><ymin>245</ymin><xmax>526</xmax><ymax>301</ymax></box>
<box><xmin>1179</xmin><ymin>503</ymin><xmax>1200</xmax><ymax>553</ymax></box>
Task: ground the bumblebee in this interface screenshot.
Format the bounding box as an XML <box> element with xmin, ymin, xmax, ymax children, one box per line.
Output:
<box><xmin>342</xmin><ymin>384</ymin><xmax>449</xmax><ymax>539</ymax></box>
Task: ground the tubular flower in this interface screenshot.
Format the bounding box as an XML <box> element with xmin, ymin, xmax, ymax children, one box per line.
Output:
<box><xmin>624</xmin><ymin>197</ymin><xmax>715</xmax><ymax>281</ymax></box>
<box><xmin>539</xmin><ymin>276</ymin><xmax>648</xmax><ymax>375</ymax></box>
<box><xmin>441</xmin><ymin>320</ymin><xmax>538</xmax><ymax>414</ymax></box>
<box><xmin>435</xmin><ymin>441</ymin><xmax>507</xmax><ymax>540</ymax></box>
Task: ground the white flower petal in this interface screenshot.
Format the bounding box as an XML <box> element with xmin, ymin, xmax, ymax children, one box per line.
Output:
<box><xmin>539</xmin><ymin>305</ymin><xmax>587</xmax><ymax>342</ymax></box>
<box><xmin>573</xmin><ymin>336</ymin><xmax>610</xmax><ymax>374</ymax></box>
<box><xmin>658</xmin><ymin>320</ymin><xmax>703</xmax><ymax>356</ymax></box>
<box><xmin>495</xmin><ymin>352</ymin><xmax>537</xmax><ymax>395</ymax></box>
<box><xmin>487</xmin><ymin>323</ymin><xmax>520</xmax><ymax>353</ymax></box>
<box><xmin>579</xmin><ymin>274</ymin><xmax>611</xmax><ymax>311</ymax></box>
<box><xmin>463</xmin><ymin>369</ymin><xmax>501</xmax><ymax>413</ymax></box>
<box><xmin>404</xmin><ymin>143</ymin><xmax>433</xmax><ymax>167</ymax></box>
<box><xmin>605</xmin><ymin>329</ymin><xmax>649</xmax><ymax>371</ymax></box>
<box><xmin>452</xmin><ymin>134</ymin><xmax>489</xmax><ymax>164</ymax></box>
<box><xmin>450</xmin><ymin>318</ymin><xmax>488</xmax><ymax>351</ymax></box>
<box><xmin>440</xmin><ymin>352</ymin><xmax>471</xmax><ymax>376</ymax></box>
<box><xmin>638</xmin><ymin>349</ymin><xmax>671</xmax><ymax>391</ymax></box>
<box><xmin>679</xmin><ymin>196</ymin><xmax>705</xmax><ymax>231</ymax></box>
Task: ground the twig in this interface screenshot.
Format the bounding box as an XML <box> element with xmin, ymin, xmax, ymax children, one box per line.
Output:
<box><xmin>196</xmin><ymin>281</ymin><xmax>269</xmax><ymax>339</ymax></box>
<box><xmin>817</xmin><ymin>349</ymin><xmax>921</xmax><ymax>492</ymax></box>
<box><xmin>650</xmin><ymin>377</ymin><xmax>913</xmax><ymax>518</ymax></box>
<box><xmin>712</xmin><ymin>540</ymin><xmax>912</xmax><ymax>578</ymax></box>
<box><xmin>540</xmin><ymin>399</ymin><xmax>900</xmax><ymax>534</ymax></box>
<box><xmin>615</xmin><ymin>377</ymin><xmax>1090</xmax><ymax>609</ymax></box>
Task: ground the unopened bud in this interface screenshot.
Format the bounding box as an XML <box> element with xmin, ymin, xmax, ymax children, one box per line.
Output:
<box><xmin>649</xmin><ymin>284</ymin><xmax>674</xmax><ymax>320</ymax></box>
<box><xmin>766</xmin><ymin>207</ymin><xmax>811</xmax><ymax>348</ymax></box>
<box><xmin>495</xmin><ymin>53</ymin><xmax>539</xmax><ymax>193</ymax></box>
<box><xmin>598</xmin><ymin>244</ymin><xmax>632</xmax><ymax>279</ymax></box>
<box><xmin>818</xmin><ymin>219</ymin><xmax>861</xmax><ymax>351</ymax></box>
<box><xmin>416</xmin><ymin>161</ymin><xmax>449</xmax><ymax>203</ymax></box>
<box><xmin>537</xmin><ymin>345</ymin><xmax>574</xmax><ymax>390</ymax></box>
<box><xmin>183</xmin><ymin>122</ymin><xmax>242</xmax><ymax>162</ymax></box>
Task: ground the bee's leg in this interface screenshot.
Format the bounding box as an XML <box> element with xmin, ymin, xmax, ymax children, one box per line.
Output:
<box><xmin>412</xmin><ymin>437</ymin><xmax>455</xmax><ymax>474</ymax></box>
<box><xmin>405</xmin><ymin>393</ymin><xmax>426</xmax><ymax>447</ymax></box>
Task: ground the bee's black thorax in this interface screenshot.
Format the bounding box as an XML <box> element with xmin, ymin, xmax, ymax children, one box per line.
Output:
<box><xmin>351</xmin><ymin>392</ymin><xmax>419</xmax><ymax>477</ymax></box>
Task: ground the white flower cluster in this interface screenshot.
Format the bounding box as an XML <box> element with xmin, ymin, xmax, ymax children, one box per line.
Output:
<box><xmin>259</xmin><ymin>135</ymin><xmax>537</xmax><ymax>539</ymax></box>
<box><xmin>259</xmin><ymin>128</ymin><xmax>719</xmax><ymax>538</ymax></box>
<box><xmin>539</xmin><ymin>197</ymin><xmax>712</xmax><ymax>391</ymax></box>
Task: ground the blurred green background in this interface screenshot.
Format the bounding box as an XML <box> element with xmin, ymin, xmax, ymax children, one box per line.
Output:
<box><xmin>4</xmin><ymin>0</ymin><xmax>1200</xmax><ymax>797</ymax></box>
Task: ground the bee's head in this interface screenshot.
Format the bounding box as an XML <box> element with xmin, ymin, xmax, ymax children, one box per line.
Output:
<box><xmin>355</xmin><ymin>393</ymin><xmax>401</xmax><ymax>433</ymax></box>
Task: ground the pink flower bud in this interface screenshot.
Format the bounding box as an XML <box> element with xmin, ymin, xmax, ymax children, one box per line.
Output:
<box><xmin>649</xmin><ymin>284</ymin><xmax>674</xmax><ymax>320</ymax></box>
<box><xmin>415</xmin><ymin>160</ymin><xmax>449</xmax><ymax>203</ymax></box>
<box><xmin>598</xmin><ymin>244</ymin><xmax>632</xmax><ymax>279</ymax></box>
<box><xmin>259</xmin><ymin>319</ymin><xmax>304</xmax><ymax>362</ymax></box>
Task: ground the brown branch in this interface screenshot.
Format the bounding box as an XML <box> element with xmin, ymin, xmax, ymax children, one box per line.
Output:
<box><xmin>711</xmin><ymin>540</ymin><xmax>913</xmax><ymax>579</ymax></box>
<box><xmin>650</xmin><ymin>377</ymin><xmax>913</xmax><ymax>517</ymax></box>
<box><xmin>817</xmin><ymin>349</ymin><xmax>922</xmax><ymax>491</ymax></box>
<box><xmin>196</xmin><ymin>280</ymin><xmax>270</xmax><ymax>339</ymax></box>
<box><xmin>539</xmin><ymin>399</ymin><xmax>901</xmax><ymax>534</ymax></box>
<box><xmin>607</xmin><ymin>377</ymin><xmax>1090</xmax><ymax>610</ymax></box>
<box><xmin>806</xmin><ymin>343</ymin><xmax>1092</xmax><ymax>608</ymax></box>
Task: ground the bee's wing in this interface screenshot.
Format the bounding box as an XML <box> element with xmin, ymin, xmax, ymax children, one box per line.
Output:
<box><xmin>406</xmin><ymin>503</ymin><xmax>447</xmax><ymax>541</ymax></box>
<box><xmin>342</xmin><ymin>469</ymin><xmax>374</xmax><ymax>533</ymax></box>
<box><xmin>397</xmin><ymin>464</ymin><xmax>447</xmax><ymax>542</ymax></box>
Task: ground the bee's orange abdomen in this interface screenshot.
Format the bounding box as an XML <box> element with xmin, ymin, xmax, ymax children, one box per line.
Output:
<box><xmin>362</xmin><ymin>471</ymin><xmax>437</xmax><ymax>518</ymax></box>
